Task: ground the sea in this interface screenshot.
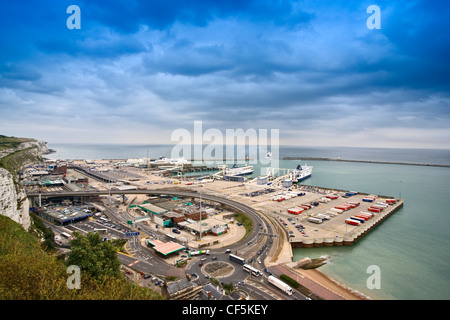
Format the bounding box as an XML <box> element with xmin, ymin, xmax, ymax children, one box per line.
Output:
<box><xmin>46</xmin><ymin>143</ymin><xmax>450</xmax><ymax>300</ymax></box>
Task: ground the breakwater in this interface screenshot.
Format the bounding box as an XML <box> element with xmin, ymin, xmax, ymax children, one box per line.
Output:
<box><xmin>283</xmin><ymin>157</ymin><xmax>450</xmax><ymax>168</ymax></box>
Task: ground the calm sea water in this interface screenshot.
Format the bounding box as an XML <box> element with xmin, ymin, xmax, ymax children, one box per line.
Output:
<box><xmin>46</xmin><ymin>144</ymin><xmax>450</xmax><ymax>300</ymax></box>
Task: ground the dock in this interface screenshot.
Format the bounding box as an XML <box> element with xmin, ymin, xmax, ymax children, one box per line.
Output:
<box><xmin>245</xmin><ymin>184</ymin><xmax>404</xmax><ymax>249</ymax></box>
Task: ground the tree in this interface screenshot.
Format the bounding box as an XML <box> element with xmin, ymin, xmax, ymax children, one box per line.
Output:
<box><xmin>65</xmin><ymin>232</ymin><xmax>121</xmax><ymax>279</ymax></box>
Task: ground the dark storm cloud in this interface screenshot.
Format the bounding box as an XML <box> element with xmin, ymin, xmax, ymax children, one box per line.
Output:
<box><xmin>0</xmin><ymin>0</ymin><xmax>449</xmax><ymax>147</ymax></box>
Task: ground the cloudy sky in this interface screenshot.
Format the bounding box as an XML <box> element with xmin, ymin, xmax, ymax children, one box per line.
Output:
<box><xmin>1</xmin><ymin>0</ymin><xmax>449</xmax><ymax>148</ymax></box>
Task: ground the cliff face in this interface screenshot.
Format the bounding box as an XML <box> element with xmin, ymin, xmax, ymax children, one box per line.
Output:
<box><xmin>20</xmin><ymin>139</ymin><xmax>50</xmax><ymax>154</ymax></box>
<box><xmin>0</xmin><ymin>168</ymin><xmax>31</xmax><ymax>230</ymax></box>
<box><xmin>0</xmin><ymin>137</ymin><xmax>50</xmax><ymax>231</ymax></box>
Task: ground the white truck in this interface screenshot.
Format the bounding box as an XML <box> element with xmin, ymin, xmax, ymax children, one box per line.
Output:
<box><xmin>268</xmin><ymin>275</ymin><xmax>293</xmax><ymax>296</ymax></box>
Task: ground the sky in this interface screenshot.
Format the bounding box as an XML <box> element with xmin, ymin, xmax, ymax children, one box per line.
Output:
<box><xmin>0</xmin><ymin>0</ymin><xmax>449</xmax><ymax>149</ymax></box>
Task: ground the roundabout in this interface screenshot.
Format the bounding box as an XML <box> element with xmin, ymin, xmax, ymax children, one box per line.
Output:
<box><xmin>201</xmin><ymin>261</ymin><xmax>235</xmax><ymax>279</ymax></box>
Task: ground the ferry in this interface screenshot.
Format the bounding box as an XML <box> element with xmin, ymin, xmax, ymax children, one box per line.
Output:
<box><xmin>151</xmin><ymin>156</ymin><xmax>190</xmax><ymax>165</ymax></box>
<box><xmin>292</xmin><ymin>164</ymin><xmax>313</xmax><ymax>182</ymax></box>
<box><xmin>224</xmin><ymin>164</ymin><xmax>254</xmax><ymax>176</ymax></box>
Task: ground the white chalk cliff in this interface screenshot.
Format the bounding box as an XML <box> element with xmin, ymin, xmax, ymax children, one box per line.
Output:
<box><xmin>0</xmin><ymin>138</ymin><xmax>50</xmax><ymax>230</ymax></box>
<box><xmin>0</xmin><ymin>168</ymin><xmax>31</xmax><ymax>230</ymax></box>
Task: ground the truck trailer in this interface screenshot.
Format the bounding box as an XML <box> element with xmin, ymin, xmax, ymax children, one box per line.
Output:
<box><xmin>268</xmin><ymin>275</ymin><xmax>293</xmax><ymax>296</ymax></box>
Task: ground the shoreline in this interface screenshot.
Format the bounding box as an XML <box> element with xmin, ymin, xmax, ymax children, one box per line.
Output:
<box><xmin>296</xmin><ymin>267</ymin><xmax>371</xmax><ymax>300</ymax></box>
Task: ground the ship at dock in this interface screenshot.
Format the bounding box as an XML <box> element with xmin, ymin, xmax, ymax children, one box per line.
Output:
<box><xmin>212</xmin><ymin>163</ymin><xmax>254</xmax><ymax>179</ymax></box>
<box><xmin>224</xmin><ymin>164</ymin><xmax>254</xmax><ymax>176</ymax></box>
<box><xmin>292</xmin><ymin>164</ymin><xmax>312</xmax><ymax>182</ymax></box>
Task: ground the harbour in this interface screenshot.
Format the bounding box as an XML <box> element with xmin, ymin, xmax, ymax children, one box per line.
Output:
<box><xmin>42</xmin><ymin>144</ymin><xmax>450</xmax><ymax>300</ymax></box>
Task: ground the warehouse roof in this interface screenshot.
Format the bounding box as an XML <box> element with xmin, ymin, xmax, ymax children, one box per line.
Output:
<box><xmin>148</xmin><ymin>240</ymin><xmax>185</xmax><ymax>256</ymax></box>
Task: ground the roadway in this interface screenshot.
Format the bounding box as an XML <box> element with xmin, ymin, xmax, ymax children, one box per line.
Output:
<box><xmin>28</xmin><ymin>188</ymin><xmax>309</xmax><ymax>300</ymax></box>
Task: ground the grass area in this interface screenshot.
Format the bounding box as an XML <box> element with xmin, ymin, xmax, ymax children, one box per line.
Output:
<box><xmin>0</xmin><ymin>135</ymin><xmax>26</xmax><ymax>151</ymax></box>
<box><xmin>233</xmin><ymin>212</ymin><xmax>253</xmax><ymax>240</ymax></box>
<box><xmin>280</xmin><ymin>274</ymin><xmax>300</xmax><ymax>288</ymax></box>
<box><xmin>0</xmin><ymin>147</ymin><xmax>41</xmax><ymax>179</ymax></box>
<box><xmin>0</xmin><ymin>215</ymin><xmax>164</xmax><ymax>300</ymax></box>
<box><xmin>279</xmin><ymin>273</ymin><xmax>318</xmax><ymax>298</ymax></box>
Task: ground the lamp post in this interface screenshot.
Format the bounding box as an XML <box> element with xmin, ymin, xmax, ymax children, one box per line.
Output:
<box><xmin>199</xmin><ymin>185</ymin><xmax>202</xmax><ymax>241</ymax></box>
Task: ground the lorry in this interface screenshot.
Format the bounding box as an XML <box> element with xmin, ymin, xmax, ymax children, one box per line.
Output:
<box><xmin>307</xmin><ymin>217</ymin><xmax>323</xmax><ymax>224</ymax></box>
<box><xmin>268</xmin><ymin>275</ymin><xmax>293</xmax><ymax>296</ymax></box>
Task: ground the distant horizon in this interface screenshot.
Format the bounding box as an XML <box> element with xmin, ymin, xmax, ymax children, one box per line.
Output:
<box><xmin>45</xmin><ymin>141</ymin><xmax>450</xmax><ymax>151</ymax></box>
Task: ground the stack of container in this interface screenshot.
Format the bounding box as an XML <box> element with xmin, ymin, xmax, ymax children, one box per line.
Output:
<box><xmin>329</xmin><ymin>208</ymin><xmax>344</xmax><ymax>214</ymax></box>
<box><xmin>350</xmin><ymin>216</ymin><xmax>365</xmax><ymax>223</ymax></box>
<box><xmin>354</xmin><ymin>213</ymin><xmax>372</xmax><ymax>220</ymax></box>
<box><xmin>287</xmin><ymin>208</ymin><xmax>303</xmax><ymax>215</ymax></box>
<box><xmin>367</xmin><ymin>206</ymin><xmax>382</xmax><ymax>213</ymax></box>
<box><xmin>346</xmin><ymin>201</ymin><xmax>360</xmax><ymax>208</ymax></box>
<box><xmin>335</xmin><ymin>204</ymin><xmax>352</xmax><ymax>211</ymax></box>
<box><xmin>362</xmin><ymin>195</ymin><xmax>377</xmax><ymax>202</ymax></box>
<box><xmin>345</xmin><ymin>218</ymin><xmax>361</xmax><ymax>226</ymax></box>
<box><xmin>299</xmin><ymin>204</ymin><xmax>311</xmax><ymax>210</ymax></box>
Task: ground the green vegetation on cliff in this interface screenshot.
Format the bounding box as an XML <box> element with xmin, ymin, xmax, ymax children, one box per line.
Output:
<box><xmin>0</xmin><ymin>215</ymin><xmax>164</xmax><ymax>300</ymax></box>
<box><xmin>0</xmin><ymin>147</ymin><xmax>41</xmax><ymax>178</ymax></box>
<box><xmin>0</xmin><ymin>135</ymin><xmax>26</xmax><ymax>151</ymax></box>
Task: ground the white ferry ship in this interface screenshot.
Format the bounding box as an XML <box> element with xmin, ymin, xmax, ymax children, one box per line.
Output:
<box><xmin>292</xmin><ymin>164</ymin><xmax>312</xmax><ymax>182</ymax></box>
<box><xmin>224</xmin><ymin>164</ymin><xmax>254</xmax><ymax>176</ymax></box>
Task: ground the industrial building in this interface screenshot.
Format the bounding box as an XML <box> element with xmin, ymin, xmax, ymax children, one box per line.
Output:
<box><xmin>64</xmin><ymin>173</ymin><xmax>88</xmax><ymax>184</ymax></box>
<box><xmin>34</xmin><ymin>205</ymin><xmax>96</xmax><ymax>226</ymax></box>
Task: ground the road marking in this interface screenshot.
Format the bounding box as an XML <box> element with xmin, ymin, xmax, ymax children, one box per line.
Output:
<box><xmin>118</xmin><ymin>252</ymin><xmax>134</xmax><ymax>258</ymax></box>
<box><xmin>128</xmin><ymin>260</ymin><xmax>140</xmax><ymax>267</ymax></box>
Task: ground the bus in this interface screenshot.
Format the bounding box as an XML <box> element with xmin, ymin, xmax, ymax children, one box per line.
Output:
<box><xmin>61</xmin><ymin>232</ymin><xmax>73</xmax><ymax>240</ymax></box>
<box><xmin>94</xmin><ymin>228</ymin><xmax>107</xmax><ymax>234</ymax></box>
<box><xmin>166</xmin><ymin>234</ymin><xmax>176</xmax><ymax>240</ymax></box>
<box><xmin>229</xmin><ymin>254</ymin><xmax>246</xmax><ymax>265</ymax></box>
<box><xmin>243</xmin><ymin>264</ymin><xmax>262</xmax><ymax>276</ymax></box>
